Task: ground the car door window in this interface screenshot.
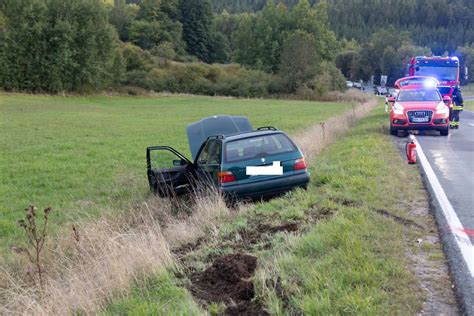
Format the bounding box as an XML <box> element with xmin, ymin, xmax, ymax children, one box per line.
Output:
<box><xmin>197</xmin><ymin>140</ymin><xmax>222</xmax><ymax>165</ymax></box>
<box><xmin>149</xmin><ymin>149</ymin><xmax>186</xmax><ymax>169</ymax></box>
<box><xmin>207</xmin><ymin>141</ymin><xmax>222</xmax><ymax>164</ymax></box>
<box><xmin>197</xmin><ymin>141</ymin><xmax>212</xmax><ymax>165</ymax></box>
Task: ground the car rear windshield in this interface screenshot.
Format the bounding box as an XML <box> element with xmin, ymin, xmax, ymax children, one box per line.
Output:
<box><xmin>397</xmin><ymin>90</ymin><xmax>441</xmax><ymax>102</ymax></box>
<box><xmin>224</xmin><ymin>133</ymin><xmax>297</xmax><ymax>163</ymax></box>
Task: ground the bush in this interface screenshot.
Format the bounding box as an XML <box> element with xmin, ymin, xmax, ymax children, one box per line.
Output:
<box><xmin>120</xmin><ymin>43</ymin><xmax>152</xmax><ymax>72</ymax></box>
<box><xmin>117</xmin><ymin>53</ymin><xmax>345</xmax><ymax>98</ymax></box>
<box><xmin>309</xmin><ymin>62</ymin><xmax>347</xmax><ymax>96</ymax></box>
<box><xmin>129</xmin><ymin>61</ymin><xmax>277</xmax><ymax>97</ymax></box>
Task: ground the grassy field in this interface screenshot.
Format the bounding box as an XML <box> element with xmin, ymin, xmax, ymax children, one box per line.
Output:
<box><xmin>108</xmin><ymin>107</ymin><xmax>454</xmax><ymax>314</ymax></box>
<box><xmin>462</xmin><ymin>83</ymin><xmax>474</xmax><ymax>97</ymax></box>
<box><xmin>465</xmin><ymin>100</ymin><xmax>474</xmax><ymax>111</ymax></box>
<box><xmin>0</xmin><ymin>94</ymin><xmax>349</xmax><ymax>252</ymax></box>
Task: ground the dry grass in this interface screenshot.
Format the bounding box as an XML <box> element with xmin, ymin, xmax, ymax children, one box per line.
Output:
<box><xmin>0</xmin><ymin>94</ymin><xmax>376</xmax><ymax>315</ymax></box>
<box><xmin>1</xmin><ymin>209</ymin><xmax>173</xmax><ymax>315</ymax></box>
<box><xmin>0</xmin><ymin>185</ymin><xmax>235</xmax><ymax>315</ymax></box>
<box><xmin>294</xmin><ymin>98</ymin><xmax>377</xmax><ymax>163</ymax></box>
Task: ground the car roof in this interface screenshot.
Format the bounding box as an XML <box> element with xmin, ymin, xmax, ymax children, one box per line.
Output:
<box><xmin>221</xmin><ymin>129</ymin><xmax>283</xmax><ymax>142</ymax></box>
<box><xmin>395</xmin><ymin>76</ymin><xmax>439</xmax><ymax>90</ymax></box>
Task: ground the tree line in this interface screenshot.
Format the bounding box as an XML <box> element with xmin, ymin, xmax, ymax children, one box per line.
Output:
<box><xmin>0</xmin><ymin>0</ymin><xmax>347</xmax><ymax>95</ymax></box>
<box><xmin>212</xmin><ymin>0</ymin><xmax>474</xmax><ymax>55</ymax></box>
<box><xmin>0</xmin><ymin>0</ymin><xmax>472</xmax><ymax>95</ymax></box>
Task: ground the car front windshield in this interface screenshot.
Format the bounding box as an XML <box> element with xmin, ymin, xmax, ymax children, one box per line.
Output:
<box><xmin>397</xmin><ymin>90</ymin><xmax>441</xmax><ymax>102</ymax></box>
<box><xmin>225</xmin><ymin>133</ymin><xmax>296</xmax><ymax>163</ymax></box>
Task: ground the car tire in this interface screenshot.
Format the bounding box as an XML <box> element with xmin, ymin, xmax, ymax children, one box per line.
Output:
<box><xmin>440</xmin><ymin>129</ymin><xmax>449</xmax><ymax>136</ymax></box>
<box><xmin>390</xmin><ymin>126</ymin><xmax>398</xmax><ymax>136</ymax></box>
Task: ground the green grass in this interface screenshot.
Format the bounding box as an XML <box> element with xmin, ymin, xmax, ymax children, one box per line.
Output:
<box><xmin>256</xmin><ymin>108</ymin><xmax>426</xmax><ymax>314</ymax></box>
<box><xmin>462</xmin><ymin>83</ymin><xmax>474</xmax><ymax>97</ymax></box>
<box><xmin>0</xmin><ymin>93</ymin><xmax>349</xmax><ymax>252</ymax></box>
<box><xmin>465</xmin><ymin>100</ymin><xmax>474</xmax><ymax>111</ymax></box>
<box><xmin>103</xmin><ymin>271</ymin><xmax>204</xmax><ymax>316</ymax></box>
<box><xmin>159</xmin><ymin>106</ymin><xmax>428</xmax><ymax>315</ymax></box>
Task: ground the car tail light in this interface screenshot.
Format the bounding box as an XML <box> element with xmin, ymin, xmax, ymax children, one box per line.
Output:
<box><xmin>294</xmin><ymin>157</ymin><xmax>307</xmax><ymax>171</ymax></box>
<box><xmin>218</xmin><ymin>171</ymin><xmax>236</xmax><ymax>184</ymax></box>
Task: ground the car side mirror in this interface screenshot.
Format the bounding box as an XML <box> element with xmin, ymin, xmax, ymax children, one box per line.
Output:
<box><xmin>443</xmin><ymin>96</ymin><xmax>451</xmax><ymax>104</ymax></box>
<box><xmin>173</xmin><ymin>159</ymin><xmax>187</xmax><ymax>166</ymax></box>
<box><xmin>388</xmin><ymin>97</ymin><xmax>396</xmax><ymax>103</ymax></box>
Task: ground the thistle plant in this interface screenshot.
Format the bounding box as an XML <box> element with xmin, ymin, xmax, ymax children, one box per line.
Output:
<box><xmin>16</xmin><ymin>205</ymin><xmax>52</xmax><ymax>290</ymax></box>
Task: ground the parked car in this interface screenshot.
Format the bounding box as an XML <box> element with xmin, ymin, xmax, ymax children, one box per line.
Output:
<box><xmin>346</xmin><ymin>81</ymin><xmax>354</xmax><ymax>88</ymax></box>
<box><xmin>389</xmin><ymin>88</ymin><xmax>450</xmax><ymax>136</ymax></box>
<box><xmin>374</xmin><ymin>86</ymin><xmax>388</xmax><ymax>95</ymax></box>
<box><xmin>146</xmin><ymin>116</ymin><xmax>310</xmax><ymax>200</ymax></box>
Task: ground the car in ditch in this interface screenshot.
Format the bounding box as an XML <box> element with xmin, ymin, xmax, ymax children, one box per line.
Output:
<box><xmin>388</xmin><ymin>86</ymin><xmax>450</xmax><ymax>136</ymax></box>
<box><xmin>146</xmin><ymin>116</ymin><xmax>310</xmax><ymax>200</ymax></box>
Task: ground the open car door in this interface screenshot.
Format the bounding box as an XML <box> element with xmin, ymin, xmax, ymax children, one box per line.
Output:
<box><xmin>146</xmin><ymin>146</ymin><xmax>194</xmax><ymax>196</ymax></box>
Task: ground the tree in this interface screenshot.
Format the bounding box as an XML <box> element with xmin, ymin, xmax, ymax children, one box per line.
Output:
<box><xmin>109</xmin><ymin>2</ymin><xmax>139</xmax><ymax>42</ymax></box>
<box><xmin>179</xmin><ymin>0</ymin><xmax>218</xmax><ymax>63</ymax></box>
<box><xmin>129</xmin><ymin>0</ymin><xmax>184</xmax><ymax>54</ymax></box>
<box><xmin>0</xmin><ymin>0</ymin><xmax>118</xmax><ymax>92</ymax></box>
<box><xmin>335</xmin><ymin>51</ymin><xmax>358</xmax><ymax>80</ymax></box>
<box><xmin>280</xmin><ymin>30</ymin><xmax>318</xmax><ymax>92</ymax></box>
<box><xmin>456</xmin><ymin>45</ymin><xmax>474</xmax><ymax>85</ymax></box>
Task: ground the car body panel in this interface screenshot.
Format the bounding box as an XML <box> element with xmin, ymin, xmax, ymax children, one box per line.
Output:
<box><xmin>222</xmin><ymin>172</ymin><xmax>309</xmax><ymax>199</ymax></box>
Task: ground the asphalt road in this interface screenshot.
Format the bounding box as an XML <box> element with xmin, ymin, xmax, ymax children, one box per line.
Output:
<box><xmin>416</xmin><ymin>110</ymin><xmax>474</xmax><ymax>244</ymax></box>
<box><xmin>392</xmin><ymin>109</ymin><xmax>474</xmax><ymax>314</ymax></box>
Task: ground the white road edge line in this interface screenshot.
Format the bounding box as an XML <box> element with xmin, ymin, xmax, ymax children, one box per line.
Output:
<box><xmin>415</xmin><ymin>137</ymin><xmax>474</xmax><ymax>277</ymax></box>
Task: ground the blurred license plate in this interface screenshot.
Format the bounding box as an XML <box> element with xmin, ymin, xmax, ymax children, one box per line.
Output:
<box><xmin>412</xmin><ymin>117</ymin><xmax>429</xmax><ymax>123</ymax></box>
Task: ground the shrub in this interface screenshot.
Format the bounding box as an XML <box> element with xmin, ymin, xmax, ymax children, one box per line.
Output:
<box><xmin>120</xmin><ymin>43</ymin><xmax>152</xmax><ymax>72</ymax></box>
<box><xmin>309</xmin><ymin>61</ymin><xmax>348</xmax><ymax>96</ymax></box>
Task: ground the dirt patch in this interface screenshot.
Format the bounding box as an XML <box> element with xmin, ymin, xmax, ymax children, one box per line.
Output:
<box><xmin>238</xmin><ymin>222</ymin><xmax>300</xmax><ymax>247</ymax></box>
<box><xmin>329</xmin><ymin>197</ymin><xmax>361</xmax><ymax>207</ymax></box>
<box><xmin>374</xmin><ymin>208</ymin><xmax>425</xmax><ymax>229</ymax></box>
<box><xmin>174</xmin><ymin>237</ymin><xmax>206</xmax><ymax>258</ymax></box>
<box><xmin>189</xmin><ymin>253</ymin><xmax>269</xmax><ymax>315</ymax></box>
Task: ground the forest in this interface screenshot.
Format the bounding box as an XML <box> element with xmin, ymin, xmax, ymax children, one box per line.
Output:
<box><xmin>0</xmin><ymin>0</ymin><xmax>473</xmax><ymax>94</ymax></box>
<box><xmin>212</xmin><ymin>0</ymin><xmax>474</xmax><ymax>55</ymax></box>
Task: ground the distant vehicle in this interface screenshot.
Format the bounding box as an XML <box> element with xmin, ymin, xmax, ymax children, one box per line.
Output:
<box><xmin>353</xmin><ymin>82</ymin><xmax>362</xmax><ymax>89</ymax></box>
<box><xmin>388</xmin><ymin>82</ymin><xmax>450</xmax><ymax>136</ymax></box>
<box><xmin>374</xmin><ymin>86</ymin><xmax>388</xmax><ymax>95</ymax></box>
<box><xmin>346</xmin><ymin>81</ymin><xmax>354</xmax><ymax>88</ymax></box>
<box><xmin>146</xmin><ymin>116</ymin><xmax>310</xmax><ymax>200</ymax></box>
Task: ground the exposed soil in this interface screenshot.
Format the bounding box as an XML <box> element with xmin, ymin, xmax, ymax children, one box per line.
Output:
<box><xmin>237</xmin><ymin>222</ymin><xmax>300</xmax><ymax>249</ymax></box>
<box><xmin>373</xmin><ymin>208</ymin><xmax>425</xmax><ymax>229</ymax></box>
<box><xmin>189</xmin><ymin>253</ymin><xmax>269</xmax><ymax>315</ymax></box>
<box><xmin>329</xmin><ymin>197</ymin><xmax>361</xmax><ymax>207</ymax></box>
<box><xmin>177</xmin><ymin>207</ymin><xmax>336</xmax><ymax>314</ymax></box>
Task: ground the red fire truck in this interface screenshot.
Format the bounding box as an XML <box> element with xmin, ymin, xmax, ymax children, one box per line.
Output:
<box><xmin>408</xmin><ymin>56</ymin><xmax>461</xmax><ymax>98</ymax></box>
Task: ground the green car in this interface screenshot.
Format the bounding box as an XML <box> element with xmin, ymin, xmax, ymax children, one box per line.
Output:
<box><xmin>146</xmin><ymin>116</ymin><xmax>309</xmax><ymax>200</ymax></box>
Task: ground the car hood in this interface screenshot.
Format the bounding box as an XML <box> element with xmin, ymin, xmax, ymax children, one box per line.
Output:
<box><xmin>398</xmin><ymin>101</ymin><xmax>441</xmax><ymax>110</ymax></box>
<box><xmin>186</xmin><ymin>116</ymin><xmax>253</xmax><ymax>160</ymax></box>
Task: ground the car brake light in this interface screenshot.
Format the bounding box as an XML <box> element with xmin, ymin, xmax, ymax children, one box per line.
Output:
<box><xmin>294</xmin><ymin>157</ymin><xmax>307</xmax><ymax>171</ymax></box>
<box><xmin>218</xmin><ymin>171</ymin><xmax>236</xmax><ymax>184</ymax></box>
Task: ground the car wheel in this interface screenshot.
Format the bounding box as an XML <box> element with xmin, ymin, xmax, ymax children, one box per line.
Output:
<box><xmin>440</xmin><ymin>129</ymin><xmax>449</xmax><ymax>136</ymax></box>
<box><xmin>390</xmin><ymin>126</ymin><xmax>398</xmax><ymax>136</ymax></box>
